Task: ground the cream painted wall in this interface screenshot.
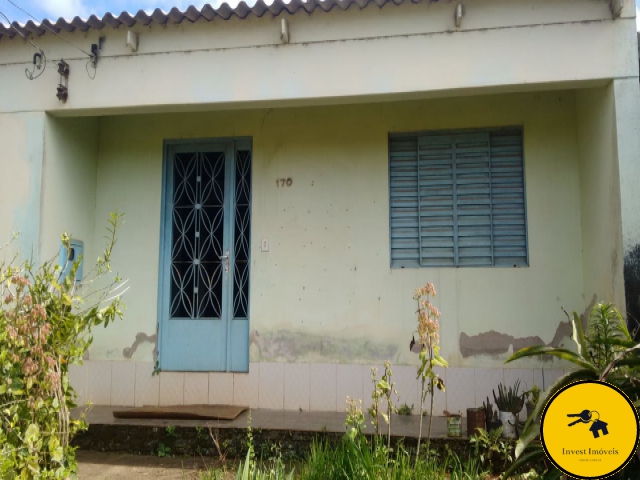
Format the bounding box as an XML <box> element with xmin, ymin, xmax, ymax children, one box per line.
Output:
<box><xmin>91</xmin><ymin>91</ymin><xmax>587</xmax><ymax>368</ymax></box>
<box><xmin>40</xmin><ymin>116</ymin><xmax>99</xmax><ymax>267</ymax></box>
<box><xmin>576</xmin><ymin>85</ymin><xmax>626</xmax><ymax>310</ymax></box>
<box><xmin>0</xmin><ymin>112</ymin><xmax>45</xmax><ymax>260</ymax></box>
<box><xmin>614</xmin><ymin>79</ymin><xmax>640</xmax><ymax>255</ymax></box>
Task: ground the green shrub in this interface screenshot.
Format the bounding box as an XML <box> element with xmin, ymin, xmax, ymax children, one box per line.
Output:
<box><xmin>469</xmin><ymin>427</ymin><xmax>514</xmax><ymax>473</ymax></box>
<box><xmin>504</xmin><ymin>302</ymin><xmax>640</xmax><ymax>479</ymax></box>
<box><xmin>0</xmin><ymin>213</ymin><xmax>126</xmax><ymax>478</ymax></box>
<box><xmin>396</xmin><ymin>403</ymin><xmax>414</xmax><ymax>416</ymax></box>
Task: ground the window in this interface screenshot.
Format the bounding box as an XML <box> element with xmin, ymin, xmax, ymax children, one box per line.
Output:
<box><xmin>389</xmin><ymin>127</ymin><xmax>527</xmax><ymax>268</ymax></box>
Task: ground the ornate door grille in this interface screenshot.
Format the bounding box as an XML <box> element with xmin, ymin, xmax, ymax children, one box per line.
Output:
<box><xmin>170</xmin><ymin>151</ymin><xmax>226</xmax><ymax>319</ymax></box>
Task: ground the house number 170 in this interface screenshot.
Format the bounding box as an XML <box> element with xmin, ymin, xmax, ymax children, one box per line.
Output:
<box><xmin>276</xmin><ymin>178</ymin><xmax>293</xmax><ymax>187</ymax></box>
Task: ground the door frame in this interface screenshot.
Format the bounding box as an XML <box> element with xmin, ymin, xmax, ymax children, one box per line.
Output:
<box><xmin>156</xmin><ymin>137</ymin><xmax>253</xmax><ymax>372</ymax></box>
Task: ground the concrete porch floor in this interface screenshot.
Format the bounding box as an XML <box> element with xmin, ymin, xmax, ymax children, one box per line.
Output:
<box><xmin>76</xmin><ymin>405</ymin><xmax>464</xmax><ymax>439</ymax></box>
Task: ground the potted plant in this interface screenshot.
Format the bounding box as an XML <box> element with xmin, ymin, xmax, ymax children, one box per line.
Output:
<box><xmin>492</xmin><ymin>380</ymin><xmax>524</xmax><ymax>439</ymax></box>
<box><xmin>524</xmin><ymin>384</ymin><xmax>541</xmax><ymax>420</ymax></box>
<box><xmin>483</xmin><ymin>397</ymin><xmax>502</xmax><ymax>432</ymax></box>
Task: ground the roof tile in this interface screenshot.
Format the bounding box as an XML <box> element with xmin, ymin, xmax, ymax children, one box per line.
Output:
<box><xmin>0</xmin><ymin>0</ymin><xmax>420</xmax><ymax>39</ymax></box>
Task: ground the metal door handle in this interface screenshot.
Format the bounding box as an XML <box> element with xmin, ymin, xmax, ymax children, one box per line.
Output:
<box><xmin>219</xmin><ymin>251</ymin><xmax>230</xmax><ymax>273</ymax></box>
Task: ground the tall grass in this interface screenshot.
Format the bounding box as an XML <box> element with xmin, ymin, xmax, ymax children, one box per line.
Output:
<box><xmin>299</xmin><ymin>436</ymin><xmax>486</xmax><ymax>480</ymax></box>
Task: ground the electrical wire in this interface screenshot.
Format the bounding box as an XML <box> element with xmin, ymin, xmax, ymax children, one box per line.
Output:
<box><xmin>4</xmin><ymin>0</ymin><xmax>94</xmax><ymax>58</ymax></box>
<box><xmin>3</xmin><ymin>0</ymin><xmax>99</xmax><ymax>80</ymax></box>
<box><xmin>0</xmin><ymin>10</ymin><xmax>40</xmax><ymax>50</ymax></box>
<box><xmin>0</xmin><ymin>10</ymin><xmax>46</xmax><ymax>79</ymax></box>
<box><xmin>85</xmin><ymin>59</ymin><xmax>96</xmax><ymax>79</ymax></box>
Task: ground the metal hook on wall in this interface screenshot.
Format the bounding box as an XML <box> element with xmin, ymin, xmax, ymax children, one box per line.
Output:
<box><xmin>25</xmin><ymin>49</ymin><xmax>46</xmax><ymax>80</ymax></box>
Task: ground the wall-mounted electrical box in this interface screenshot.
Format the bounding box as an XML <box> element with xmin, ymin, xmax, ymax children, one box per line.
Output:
<box><xmin>59</xmin><ymin>239</ymin><xmax>84</xmax><ymax>283</ymax></box>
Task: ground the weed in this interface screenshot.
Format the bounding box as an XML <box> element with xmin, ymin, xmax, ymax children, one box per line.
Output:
<box><xmin>157</xmin><ymin>442</ymin><xmax>171</xmax><ymax>458</ymax></box>
<box><xmin>367</xmin><ymin>367</ymin><xmax>382</xmax><ymax>435</ymax></box>
<box><xmin>469</xmin><ymin>427</ymin><xmax>514</xmax><ymax>473</ymax></box>
<box><xmin>413</xmin><ymin>281</ymin><xmax>448</xmax><ymax>466</ymax></box>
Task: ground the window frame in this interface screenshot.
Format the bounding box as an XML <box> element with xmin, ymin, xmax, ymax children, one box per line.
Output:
<box><xmin>388</xmin><ymin>126</ymin><xmax>529</xmax><ymax>269</ymax></box>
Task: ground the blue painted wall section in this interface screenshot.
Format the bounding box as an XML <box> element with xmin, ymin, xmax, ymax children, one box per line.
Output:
<box><xmin>12</xmin><ymin>113</ymin><xmax>45</xmax><ymax>263</ymax></box>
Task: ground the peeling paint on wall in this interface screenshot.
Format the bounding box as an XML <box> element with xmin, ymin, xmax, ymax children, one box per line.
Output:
<box><xmin>122</xmin><ymin>332</ymin><xmax>157</xmax><ymax>361</ymax></box>
<box><xmin>459</xmin><ymin>331</ymin><xmax>546</xmax><ymax>358</ymax></box>
<box><xmin>249</xmin><ymin>330</ymin><xmax>399</xmax><ymax>364</ymax></box>
<box><xmin>459</xmin><ymin>297</ymin><xmax>595</xmax><ymax>358</ymax></box>
<box><xmin>624</xmin><ymin>244</ymin><xmax>640</xmax><ymax>337</ymax></box>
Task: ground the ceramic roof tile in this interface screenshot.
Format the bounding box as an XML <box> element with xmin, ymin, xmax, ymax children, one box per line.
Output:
<box><xmin>0</xmin><ymin>0</ymin><xmax>423</xmax><ymax>39</ymax></box>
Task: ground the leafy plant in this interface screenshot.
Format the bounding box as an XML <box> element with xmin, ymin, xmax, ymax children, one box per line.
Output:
<box><xmin>413</xmin><ymin>282</ymin><xmax>448</xmax><ymax>466</ymax></box>
<box><xmin>344</xmin><ymin>397</ymin><xmax>365</xmax><ymax>441</ymax></box>
<box><xmin>492</xmin><ymin>380</ymin><xmax>524</xmax><ymax>414</ymax></box>
<box><xmin>157</xmin><ymin>442</ymin><xmax>171</xmax><ymax>457</ymax></box>
<box><xmin>235</xmin><ymin>443</ymin><xmax>294</xmax><ymax>480</ymax></box>
<box><xmin>368</xmin><ymin>367</ymin><xmax>382</xmax><ymax>436</ymax></box>
<box><xmin>156</xmin><ymin>424</ymin><xmax>177</xmax><ymax>457</ymax></box>
<box><xmin>397</xmin><ymin>403</ymin><xmax>413</xmax><ymax>416</ymax></box>
<box><xmin>504</xmin><ymin>302</ymin><xmax>640</xmax><ymax>479</ymax></box>
<box><xmin>524</xmin><ymin>385</ymin><xmax>541</xmax><ymax>407</ymax></box>
<box><xmin>367</xmin><ymin>362</ymin><xmax>400</xmax><ymax>449</ymax></box>
<box><xmin>380</xmin><ymin>361</ymin><xmax>398</xmax><ymax>450</ymax></box>
<box><xmin>585</xmin><ymin>303</ymin><xmax>633</xmax><ymax>367</ymax></box>
<box><xmin>469</xmin><ymin>427</ymin><xmax>514</xmax><ymax>473</ymax></box>
<box><xmin>0</xmin><ymin>212</ymin><xmax>126</xmax><ymax>478</ymax></box>
<box><xmin>246</xmin><ymin>411</ymin><xmax>256</xmax><ymax>476</ymax></box>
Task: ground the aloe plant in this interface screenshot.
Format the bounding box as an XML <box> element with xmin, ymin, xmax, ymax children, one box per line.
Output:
<box><xmin>503</xmin><ymin>303</ymin><xmax>640</xmax><ymax>479</ymax></box>
<box><xmin>492</xmin><ymin>380</ymin><xmax>524</xmax><ymax>414</ymax></box>
<box><xmin>483</xmin><ymin>397</ymin><xmax>498</xmax><ymax>425</ymax></box>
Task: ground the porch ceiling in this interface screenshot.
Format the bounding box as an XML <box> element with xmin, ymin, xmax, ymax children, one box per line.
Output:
<box><xmin>50</xmin><ymin>79</ymin><xmax>610</xmax><ymax>118</ymax></box>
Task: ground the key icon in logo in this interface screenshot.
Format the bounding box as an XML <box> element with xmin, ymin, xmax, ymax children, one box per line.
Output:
<box><xmin>566</xmin><ymin>410</ymin><xmax>609</xmax><ymax>438</ymax></box>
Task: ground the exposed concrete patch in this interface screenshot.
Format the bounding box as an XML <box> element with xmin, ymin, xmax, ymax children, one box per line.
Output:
<box><xmin>249</xmin><ymin>329</ymin><xmax>399</xmax><ymax>363</ymax></box>
<box><xmin>459</xmin><ymin>296</ymin><xmax>596</xmax><ymax>358</ymax></box>
<box><xmin>459</xmin><ymin>331</ymin><xmax>544</xmax><ymax>358</ymax></box>
<box><xmin>624</xmin><ymin>243</ymin><xmax>640</xmax><ymax>337</ymax></box>
<box><xmin>123</xmin><ymin>332</ymin><xmax>157</xmax><ymax>361</ymax></box>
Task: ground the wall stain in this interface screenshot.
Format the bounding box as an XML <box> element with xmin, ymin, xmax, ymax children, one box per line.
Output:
<box><xmin>459</xmin><ymin>297</ymin><xmax>595</xmax><ymax>358</ymax></box>
<box><xmin>122</xmin><ymin>332</ymin><xmax>157</xmax><ymax>361</ymax></box>
<box><xmin>624</xmin><ymin>243</ymin><xmax>640</xmax><ymax>338</ymax></box>
<box><xmin>250</xmin><ymin>329</ymin><xmax>398</xmax><ymax>364</ymax></box>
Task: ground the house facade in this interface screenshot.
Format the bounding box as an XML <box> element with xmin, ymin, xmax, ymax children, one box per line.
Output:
<box><xmin>0</xmin><ymin>0</ymin><xmax>639</xmax><ymax>415</ymax></box>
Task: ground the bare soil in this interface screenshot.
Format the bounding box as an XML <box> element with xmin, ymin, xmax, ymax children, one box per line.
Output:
<box><xmin>77</xmin><ymin>451</ymin><xmax>233</xmax><ymax>479</ymax></box>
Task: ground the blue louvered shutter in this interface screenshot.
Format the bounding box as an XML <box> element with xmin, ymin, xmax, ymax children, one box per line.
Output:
<box><xmin>417</xmin><ymin>135</ymin><xmax>456</xmax><ymax>266</ymax></box>
<box><xmin>389</xmin><ymin>136</ymin><xmax>421</xmax><ymax>267</ymax></box>
<box><xmin>490</xmin><ymin>131</ymin><xmax>527</xmax><ymax>266</ymax></box>
<box><xmin>389</xmin><ymin>128</ymin><xmax>527</xmax><ymax>268</ymax></box>
<box><xmin>454</xmin><ymin>132</ymin><xmax>493</xmax><ymax>266</ymax></box>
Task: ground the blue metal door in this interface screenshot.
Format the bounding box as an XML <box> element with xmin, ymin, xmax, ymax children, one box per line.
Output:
<box><xmin>158</xmin><ymin>139</ymin><xmax>251</xmax><ymax>372</ymax></box>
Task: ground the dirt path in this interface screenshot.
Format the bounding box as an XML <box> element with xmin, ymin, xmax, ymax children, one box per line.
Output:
<box><xmin>77</xmin><ymin>451</ymin><xmax>232</xmax><ymax>479</ymax></box>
